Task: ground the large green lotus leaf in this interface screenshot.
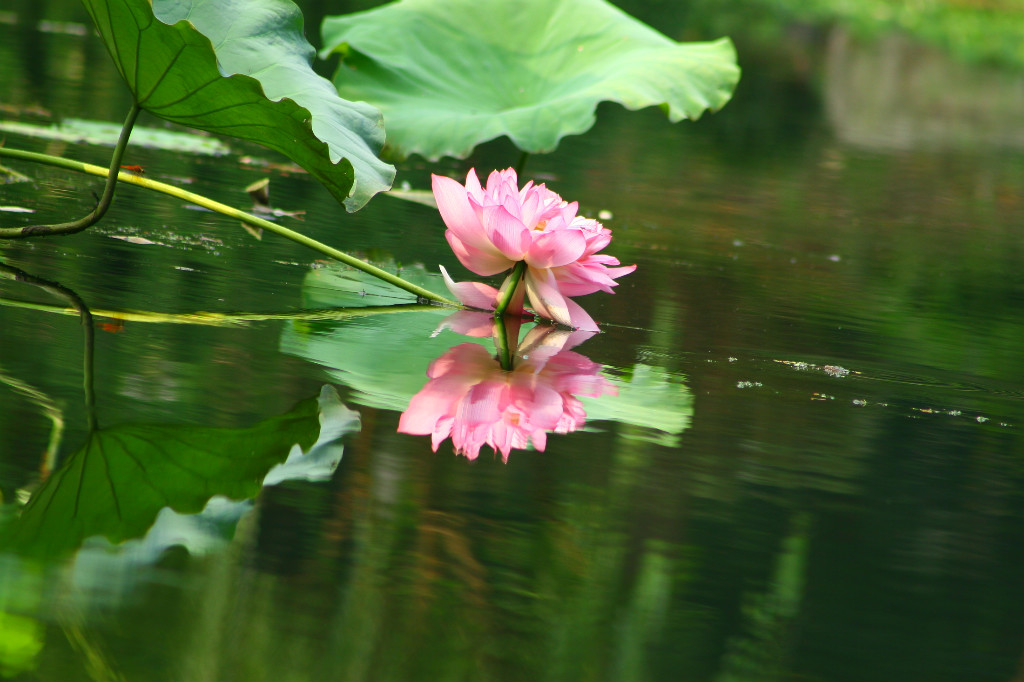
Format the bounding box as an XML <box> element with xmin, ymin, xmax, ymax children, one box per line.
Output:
<box><xmin>82</xmin><ymin>0</ymin><xmax>394</xmax><ymax>210</ymax></box>
<box><xmin>320</xmin><ymin>0</ymin><xmax>740</xmax><ymax>160</ymax></box>
<box><xmin>0</xmin><ymin>391</ymin><xmax>327</xmax><ymax>559</ymax></box>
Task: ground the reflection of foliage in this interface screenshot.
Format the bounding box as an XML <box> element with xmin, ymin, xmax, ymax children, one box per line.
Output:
<box><xmin>0</xmin><ymin>384</ymin><xmax>358</xmax><ymax>679</ymax></box>
<box><xmin>717</xmin><ymin>513</ymin><xmax>808</xmax><ymax>682</ymax></box>
<box><xmin>582</xmin><ymin>363</ymin><xmax>692</xmax><ymax>446</ymax></box>
<box><xmin>790</xmin><ymin>0</ymin><xmax>1024</xmax><ymax>69</ymax></box>
<box><xmin>682</xmin><ymin>0</ymin><xmax>1024</xmax><ymax>70</ymax></box>
<box><xmin>0</xmin><ymin>611</ymin><xmax>43</xmax><ymax>678</ymax></box>
<box><xmin>0</xmin><ymin>391</ymin><xmax>326</xmax><ymax>559</ymax></box>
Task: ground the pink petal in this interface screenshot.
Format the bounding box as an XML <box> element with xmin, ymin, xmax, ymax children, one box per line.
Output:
<box><xmin>580</xmin><ymin>230</ymin><xmax>612</xmax><ymax>255</ymax></box>
<box><xmin>553</xmin><ymin>261</ymin><xmax>636</xmax><ymax>297</ymax></box>
<box><xmin>524</xmin><ymin>267</ymin><xmax>573</xmax><ymax>328</ymax></box>
<box><xmin>445</xmin><ymin>231</ymin><xmax>513</xmax><ymax>276</ymax></box>
<box><xmin>399</xmin><ymin>382</ymin><xmax>461</xmax><ymax>436</ymax></box>
<box><xmin>434</xmin><ymin>174</ymin><xmax>508</xmax><ymax>266</ymax></box>
<box><xmin>435</xmin><ymin>310</ymin><xmax>497</xmax><ymax>338</ymax></box>
<box><xmin>550</xmin><ymin>264</ymin><xmax>616</xmax><ymax>297</ymax></box>
<box><xmin>482</xmin><ymin>205</ymin><xmax>531</xmax><ymax>261</ymax></box>
<box><xmin>563</xmin><ymin>296</ymin><xmax>599</xmax><ymax>332</ymax></box>
<box><xmin>397</xmin><ymin>403</ymin><xmax>436</xmax><ymax>436</ymax></box>
<box><xmin>432</xmin><ymin>416</ymin><xmax>456</xmax><ymax>452</ymax></box>
<box><xmin>526</xmin><ymin>229</ymin><xmax>587</xmax><ymax>269</ymax></box>
<box><xmin>460</xmin><ymin>381</ymin><xmax>507</xmax><ymax>426</ymax></box>
<box><xmin>440</xmin><ymin>265</ymin><xmax>500</xmax><ymax>310</ymax></box>
<box><xmin>464</xmin><ymin>168</ymin><xmax>483</xmax><ymax>198</ymax></box>
<box><xmin>432</xmin><ymin>174</ymin><xmax>478</xmax><ymax>238</ymax></box>
<box><xmin>514</xmin><ymin>382</ymin><xmax>564</xmax><ymax>430</ymax></box>
<box><xmin>486</xmin><ymin>168</ymin><xmax>518</xmax><ymax>194</ymax></box>
<box><xmin>519</xmin><ymin>189</ymin><xmax>542</xmax><ymax>227</ymax></box>
<box><xmin>602</xmin><ymin>263</ymin><xmax>638</xmax><ymax>280</ymax></box>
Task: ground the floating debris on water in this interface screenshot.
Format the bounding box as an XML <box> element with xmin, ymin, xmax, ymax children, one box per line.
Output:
<box><xmin>776</xmin><ymin>359</ymin><xmax>858</xmax><ymax>377</ymax></box>
<box><xmin>109</xmin><ymin>234</ymin><xmax>161</xmax><ymax>246</ymax></box>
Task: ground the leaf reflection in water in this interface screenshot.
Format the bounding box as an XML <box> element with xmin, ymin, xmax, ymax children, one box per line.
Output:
<box><xmin>0</xmin><ymin>386</ymin><xmax>357</xmax><ymax>561</ymax></box>
<box><xmin>399</xmin><ymin>312</ymin><xmax>616</xmax><ymax>461</ymax></box>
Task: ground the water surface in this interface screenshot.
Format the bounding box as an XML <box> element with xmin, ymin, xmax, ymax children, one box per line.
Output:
<box><xmin>1</xmin><ymin>3</ymin><xmax>1024</xmax><ymax>681</ymax></box>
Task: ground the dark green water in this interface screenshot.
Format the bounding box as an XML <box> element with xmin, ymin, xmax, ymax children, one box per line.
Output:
<box><xmin>2</xmin><ymin>2</ymin><xmax>1024</xmax><ymax>680</ymax></box>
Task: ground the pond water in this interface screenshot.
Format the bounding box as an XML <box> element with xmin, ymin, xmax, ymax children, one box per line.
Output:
<box><xmin>2</xmin><ymin>2</ymin><xmax>1024</xmax><ymax>681</ymax></box>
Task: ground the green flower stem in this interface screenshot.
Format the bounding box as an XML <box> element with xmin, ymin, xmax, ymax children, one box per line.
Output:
<box><xmin>0</xmin><ymin>147</ymin><xmax>458</xmax><ymax>306</ymax></box>
<box><xmin>494</xmin><ymin>261</ymin><xmax>526</xmax><ymax>319</ymax></box>
<box><xmin>493</xmin><ymin>315</ymin><xmax>513</xmax><ymax>371</ymax></box>
<box><xmin>0</xmin><ymin>103</ymin><xmax>140</xmax><ymax>238</ymax></box>
<box><xmin>514</xmin><ymin>151</ymin><xmax>530</xmax><ymax>178</ymax></box>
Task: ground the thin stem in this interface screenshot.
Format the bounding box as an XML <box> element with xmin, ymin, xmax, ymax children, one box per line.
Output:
<box><xmin>494</xmin><ymin>260</ymin><xmax>526</xmax><ymax>318</ymax></box>
<box><xmin>0</xmin><ymin>147</ymin><xmax>458</xmax><ymax>306</ymax></box>
<box><xmin>82</xmin><ymin>300</ymin><xmax>98</xmax><ymax>432</ymax></box>
<box><xmin>0</xmin><ymin>263</ymin><xmax>97</xmax><ymax>433</ymax></box>
<box><xmin>0</xmin><ymin>296</ymin><xmax>441</xmax><ymax>326</ymax></box>
<box><xmin>491</xmin><ymin>315</ymin><xmax>523</xmax><ymax>372</ymax></box>
<box><xmin>514</xmin><ymin>151</ymin><xmax>530</xmax><ymax>178</ymax></box>
<box><xmin>493</xmin><ymin>316</ymin><xmax>513</xmax><ymax>371</ymax></box>
<box><xmin>0</xmin><ymin>103</ymin><xmax>141</xmax><ymax>238</ymax></box>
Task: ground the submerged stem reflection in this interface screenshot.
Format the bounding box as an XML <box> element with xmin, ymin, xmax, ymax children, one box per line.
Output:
<box><xmin>0</xmin><ymin>262</ymin><xmax>96</xmax><ymax>435</ymax></box>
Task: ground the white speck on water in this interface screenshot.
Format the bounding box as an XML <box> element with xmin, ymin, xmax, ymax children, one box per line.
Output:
<box><xmin>823</xmin><ymin>365</ymin><xmax>850</xmax><ymax>377</ymax></box>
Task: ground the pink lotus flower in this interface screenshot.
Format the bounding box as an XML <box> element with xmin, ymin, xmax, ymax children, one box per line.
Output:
<box><xmin>432</xmin><ymin>168</ymin><xmax>636</xmax><ymax>331</ymax></box>
<box><xmin>398</xmin><ymin>317</ymin><xmax>616</xmax><ymax>461</ymax></box>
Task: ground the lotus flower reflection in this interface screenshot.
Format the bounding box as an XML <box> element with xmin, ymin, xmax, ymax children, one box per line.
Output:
<box><xmin>398</xmin><ymin>315</ymin><xmax>616</xmax><ymax>461</ymax></box>
<box><xmin>433</xmin><ymin>168</ymin><xmax>636</xmax><ymax>331</ymax></box>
